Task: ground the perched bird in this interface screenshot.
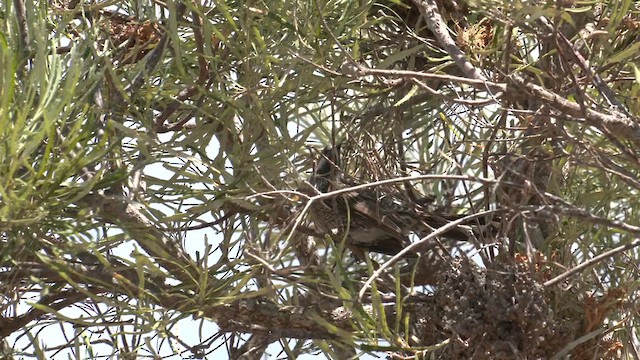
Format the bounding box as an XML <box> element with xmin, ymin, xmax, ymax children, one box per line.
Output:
<box><xmin>307</xmin><ymin>145</ymin><xmax>412</xmax><ymax>258</ymax></box>
<box><xmin>307</xmin><ymin>145</ymin><xmax>487</xmax><ymax>258</ymax></box>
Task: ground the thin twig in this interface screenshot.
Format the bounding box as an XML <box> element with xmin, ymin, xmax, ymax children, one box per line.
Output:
<box><xmin>13</xmin><ymin>0</ymin><xmax>30</xmax><ymax>59</ymax></box>
<box><xmin>361</xmin><ymin>66</ymin><xmax>505</xmax><ymax>91</ymax></box>
<box><xmin>412</xmin><ymin>0</ymin><xmax>486</xmax><ymax>81</ymax></box>
<box><xmin>411</xmin><ymin>78</ymin><xmax>501</xmax><ymax>106</ymax></box>
<box><xmin>358</xmin><ymin>208</ymin><xmax>506</xmax><ymax>302</ymax></box>
<box><xmin>544</xmin><ymin>239</ymin><xmax>640</xmax><ymax>287</ymax></box>
<box><xmin>538</xmin><ymin>17</ymin><xmax>630</xmax><ymax>116</ymax></box>
<box><xmin>508</xmin><ymin>74</ymin><xmax>640</xmax><ymax>143</ymax></box>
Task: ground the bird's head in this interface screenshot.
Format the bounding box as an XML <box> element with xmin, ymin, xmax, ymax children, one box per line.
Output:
<box><xmin>310</xmin><ymin>144</ymin><xmax>341</xmax><ymax>193</ymax></box>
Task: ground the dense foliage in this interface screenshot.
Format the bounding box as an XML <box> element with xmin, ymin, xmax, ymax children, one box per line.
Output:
<box><xmin>1</xmin><ymin>0</ymin><xmax>639</xmax><ymax>358</ymax></box>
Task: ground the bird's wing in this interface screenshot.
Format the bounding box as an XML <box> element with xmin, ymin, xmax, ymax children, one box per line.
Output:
<box><xmin>345</xmin><ymin>193</ymin><xmax>408</xmax><ymax>241</ymax></box>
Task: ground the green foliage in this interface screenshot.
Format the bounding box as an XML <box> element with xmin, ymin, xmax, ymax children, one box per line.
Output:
<box><xmin>2</xmin><ymin>0</ymin><xmax>640</xmax><ymax>358</ymax></box>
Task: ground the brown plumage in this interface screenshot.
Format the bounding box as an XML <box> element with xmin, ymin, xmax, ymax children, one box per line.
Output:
<box><xmin>307</xmin><ymin>145</ymin><xmax>488</xmax><ymax>258</ymax></box>
<box><xmin>307</xmin><ymin>145</ymin><xmax>411</xmax><ymax>257</ymax></box>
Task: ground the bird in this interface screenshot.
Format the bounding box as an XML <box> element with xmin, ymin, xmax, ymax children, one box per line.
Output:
<box><xmin>306</xmin><ymin>144</ymin><xmax>412</xmax><ymax>258</ymax></box>
<box><xmin>306</xmin><ymin>144</ymin><xmax>489</xmax><ymax>259</ymax></box>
